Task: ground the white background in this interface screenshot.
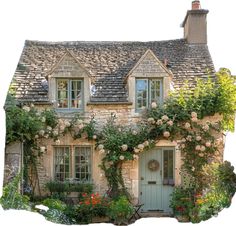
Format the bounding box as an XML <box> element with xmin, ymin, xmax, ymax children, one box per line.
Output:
<box><xmin>0</xmin><ymin>0</ymin><xmax>235</xmax><ymax>225</ymax></box>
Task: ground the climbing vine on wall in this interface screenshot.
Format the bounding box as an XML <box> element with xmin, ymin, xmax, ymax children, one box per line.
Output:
<box><xmin>5</xmin><ymin>68</ymin><xmax>236</xmax><ymax>201</ymax></box>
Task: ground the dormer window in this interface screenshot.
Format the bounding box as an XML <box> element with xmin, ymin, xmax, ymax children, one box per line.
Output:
<box><xmin>135</xmin><ymin>78</ymin><xmax>163</xmax><ymax>111</ymax></box>
<box><xmin>57</xmin><ymin>79</ymin><xmax>83</xmax><ymax>109</ymax></box>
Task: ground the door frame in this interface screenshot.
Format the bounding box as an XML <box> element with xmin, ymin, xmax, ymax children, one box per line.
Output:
<box><xmin>138</xmin><ymin>146</ymin><xmax>175</xmax><ymax>212</ymax></box>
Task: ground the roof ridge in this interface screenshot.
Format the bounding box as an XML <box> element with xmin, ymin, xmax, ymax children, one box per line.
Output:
<box><xmin>25</xmin><ymin>39</ymin><xmax>186</xmax><ymax>46</ymax></box>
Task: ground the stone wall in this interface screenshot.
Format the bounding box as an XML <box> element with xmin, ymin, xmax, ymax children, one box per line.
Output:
<box><xmin>4</xmin><ymin>141</ymin><xmax>22</xmax><ymax>185</ymax></box>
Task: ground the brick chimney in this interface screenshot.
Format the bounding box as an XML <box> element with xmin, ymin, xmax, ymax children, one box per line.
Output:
<box><xmin>181</xmin><ymin>1</ymin><xmax>209</xmax><ymax>44</ymax></box>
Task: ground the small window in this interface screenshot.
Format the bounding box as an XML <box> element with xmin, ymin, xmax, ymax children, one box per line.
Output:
<box><xmin>54</xmin><ymin>146</ymin><xmax>92</xmax><ymax>182</ymax></box>
<box><xmin>57</xmin><ymin>79</ymin><xmax>83</xmax><ymax>109</ymax></box>
<box><xmin>75</xmin><ymin>146</ymin><xmax>91</xmax><ymax>182</ymax></box>
<box><xmin>163</xmin><ymin>149</ymin><xmax>174</xmax><ymax>186</ymax></box>
<box><xmin>54</xmin><ymin>146</ymin><xmax>70</xmax><ymax>181</ymax></box>
<box><xmin>135</xmin><ymin>79</ymin><xmax>163</xmax><ymax>111</ymax></box>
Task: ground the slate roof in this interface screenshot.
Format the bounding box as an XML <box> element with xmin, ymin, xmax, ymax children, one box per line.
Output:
<box><xmin>11</xmin><ymin>39</ymin><xmax>215</xmax><ymax>103</ymax></box>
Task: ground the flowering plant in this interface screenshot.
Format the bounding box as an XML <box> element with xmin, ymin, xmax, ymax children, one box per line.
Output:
<box><xmin>78</xmin><ymin>193</ymin><xmax>110</xmax><ymax>217</ymax></box>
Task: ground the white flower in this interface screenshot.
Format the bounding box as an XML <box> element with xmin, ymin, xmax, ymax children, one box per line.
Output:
<box><xmin>22</xmin><ymin>106</ymin><xmax>30</xmax><ymax>112</ymax></box>
<box><xmin>30</xmin><ymin>103</ymin><xmax>35</xmax><ymax>108</ymax></box>
<box><xmin>39</xmin><ymin>130</ymin><xmax>45</xmax><ymax>136</ymax></box>
<box><xmin>133</xmin><ymin>154</ymin><xmax>139</xmax><ymax>160</ymax></box>
<box><xmin>36</xmin><ymin>112</ymin><xmax>41</xmax><ymax>117</ymax></box>
<box><xmin>134</xmin><ymin>148</ymin><xmax>140</xmax><ymax>153</ymax></box>
<box><xmin>202</xmin><ymin>124</ymin><xmax>209</xmax><ymax>131</ymax></box>
<box><xmin>205</xmin><ymin>141</ymin><xmax>211</xmax><ymax>147</ymax></box>
<box><xmin>199</xmin><ymin>153</ymin><xmax>204</xmax><ymax>157</ymax></box>
<box><xmin>163</xmin><ymin>131</ymin><xmax>170</xmax><ymax>138</ymax></box>
<box><xmin>138</xmin><ymin>144</ymin><xmax>144</xmax><ymax>150</ymax></box>
<box><xmin>118</xmin><ymin>128</ymin><xmax>122</xmax><ymax>132</ymax></box>
<box><xmin>93</xmin><ymin>135</ymin><xmax>97</xmax><ymax>140</ymax></box>
<box><xmin>44</xmin><ymin>134</ymin><xmax>49</xmax><ymax>139</ymax></box>
<box><xmin>47</xmin><ymin>126</ymin><xmax>52</xmax><ymax>131</ymax></box>
<box><xmin>40</xmin><ymin>146</ymin><xmax>46</xmax><ymax>153</ymax></box>
<box><xmin>151</xmin><ymin>102</ymin><xmax>157</xmax><ymax>109</ymax></box>
<box><xmin>121</xmin><ymin>144</ymin><xmax>128</xmax><ymax>151</ymax></box>
<box><xmin>181</xmin><ymin>138</ymin><xmax>186</xmax><ymax>143</ymax></box>
<box><xmin>119</xmin><ymin>155</ymin><xmax>125</xmax><ymax>161</ymax></box>
<box><xmin>181</xmin><ymin>144</ymin><xmax>186</xmax><ymax>149</ymax></box>
<box><xmin>147</xmin><ymin>118</ymin><xmax>155</xmax><ymax>124</ymax></box>
<box><xmin>78</xmin><ymin>124</ymin><xmax>84</xmax><ymax>130</ymax></box>
<box><xmin>53</xmin><ymin>130</ymin><xmax>59</xmax><ymax>136</ymax></box>
<box><xmin>64</xmin><ymin>120</ymin><xmax>71</xmax><ymax>127</ymax></box>
<box><xmin>41</xmin><ymin>117</ymin><xmax>46</xmax><ymax>123</ymax></box>
<box><xmin>132</xmin><ymin>130</ymin><xmax>138</xmax><ymax>135</ymax></box>
<box><xmin>200</xmin><ymin>145</ymin><xmax>206</xmax><ymax>152</ymax></box>
<box><xmin>35</xmin><ymin>135</ymin><xmax>39</xmax><ymax>139</ymax></box>
<box><xmin>156</xmin><ymin>119</ymin><xmax>163</xmax><ymax>126</ymax></box>
<box><xmin>98</xmin><ymin>144</ymin><xmax>104</xmax><ymax>150</ymax></box>
<box><xmin>77</xmin><ymin>119</ymin><xmax>83</xmax><ymax>125</ymax></box>
<box><xmin>195</xmin><ymin>145</ymin><xmax>201</xmax><ymax>151</ymax></box>
<box><xmin>55</xmin><ymin>139</ymin><xmax>60</xmax><ymax>145</ymax></box>
<box><xmin>191</xmin><ymin>112</ymin><xmax>198</xmax><ymax>118</ymax></box>
<box><xmin>143</xmin><ymin>141</ymin><xmax>149</xmax><ymax>147</ymax></box>
<box><xmin>191</xmin><ymin>117</ymin><xmax>198</xmax><ymax>122</ymax></box>
<box><xmin>192</xmin><ymin>167</ymin><xmax>195</xmax><ymax>172</ymax></box>
<box><xmin>167</xmin><ymin>120</ymin><xmax>173</xmax><ymax>126</ymax></box>
<box><xmin>99</xmin><ymin>149</ymin><xmax>105</xmax><ymax>155</ymax></box>
<box><xmin>185</xmin><ymin>122</ymin><xmax>191</xmax><ymax>129</ymax></box>
<box><xmin>186</xmin><ymin>135</ymin><xmax>192</xmax><ymax>141</ymax></box>
<box><xmin>161</xmin><ymin>115</ymin><xmax>169</xmax><ymax>121</ymax></box>
<box><xmin>196</xmin><ymin>136</ymin><xmax>202</xmax><ymax>141</ymax></box>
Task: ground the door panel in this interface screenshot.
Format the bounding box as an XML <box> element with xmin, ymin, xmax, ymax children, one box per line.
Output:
<box><xmin>140</xmin><ymin>148</ymin><xmax>174</xmax><ymax>213</ymax></box>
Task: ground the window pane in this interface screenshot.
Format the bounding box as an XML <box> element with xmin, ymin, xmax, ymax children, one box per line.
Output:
<box><xmin>75</xmin><ymin>147</ymin><xmax>91</xmax><ymax>182</ymax></box>
<box><xmin>150</xmin><ymin>80</ymin><xmax>162</xmax><ymax>104</ymax></box>
<box><xmin>57</xmin><ymin>80</ymin><xmax>68</xmax><ymax>108</ymax></box>
<box><xmin>136</xmin><ymin>79</ymin><xmax>148</xmax><ymax>110</ymax></box>
<box><xmin>71</xmin><ymin>80</ymin><xmax>82</xmax><ymax>109</ymax></box>
<box><xmin>163</xmin><ymin>150</ymin><xmax>174</xmax><ymax>181</ymax></box>
<box><xmin>54</xmin><ymin>146</ymin><xmax>70</xmax><ymax>181</ymax></box>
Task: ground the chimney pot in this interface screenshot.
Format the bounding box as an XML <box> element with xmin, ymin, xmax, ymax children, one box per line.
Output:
<box><xmin>192</xmin><ymin>0</ymin><xmax>201</xmax><ymax>10</ymax></box>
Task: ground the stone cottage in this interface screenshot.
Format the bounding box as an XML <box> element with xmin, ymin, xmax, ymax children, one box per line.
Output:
<box><xmin>4</xmin><ymin>1</ymin><xmax>222</xmax><ymax>213</ymax></box>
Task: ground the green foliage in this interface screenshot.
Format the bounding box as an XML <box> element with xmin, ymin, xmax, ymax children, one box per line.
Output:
<box><xmin>45</xmin><ymin>181</ymin><xmax>93</xmax><ymax>196</ymax></box>
<box><xmin>215</xmin><ymin>68</ymin><xmax>236</xmax><ymax>131</ymax></box>
<box><xmin>99</xmin><ymin>114</ymin><xmax>152</xmax><ymax>198</ymax></box>
<box><xmin>42</xmin><ymin>198</ymin><xmax>67</xmax><ymax>211</ymax></box>
<box><xmin>108</xmin><ymin>196</ymin><xmax>134</xmax><ymax>225</ymax></box>
<box><xmin>0</xmin><ymin>173</ymin><xmax>31</xmax><ymax>210</ymax></box>
<box><xmin>147</xmin><ymin>68</ymin><xmax>236</xmax><ymax>131</ymax></box>
<box><xmin>170</xmin><ymin>162</ymin><xmax>236</xmax><ymax>223</ymax></box>
<box><xmin>170</xmin><ymin>187</ymin><xmax>194</xmax><ymax>217</ymax></box>
<box><xmin>76</xmin><ymin>193</ymin><xmax>110</xmax><ymax>223</ymax></box>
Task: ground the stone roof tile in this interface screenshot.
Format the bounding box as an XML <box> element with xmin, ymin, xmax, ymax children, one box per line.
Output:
<box><xmin>12</xmin><ymin>39</ymin><xmax>215</xmax><ymax>102</ymax></box>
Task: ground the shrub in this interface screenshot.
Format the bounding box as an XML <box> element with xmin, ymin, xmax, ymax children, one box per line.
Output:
<box><xmin>76</xmin><ymin>193</ymin><xmax>110</xmax><ymax>223</ymax></box>
<box><xmin>0</xmin><ymin>173</ymin><xmax>31</xmax><ymax>210</ymax></box>
<box><xmin>108</xmin><ymin>196</ymin><xmax>134</xmax><ymax>225</ymax></box>
<box><xmin>42</xmin><ymin>198</ymin><xmax>67</xmax><ymax>211</ymax></box>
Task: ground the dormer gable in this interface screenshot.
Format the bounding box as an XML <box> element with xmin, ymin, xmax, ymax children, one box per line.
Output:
<box><xmin>125</xmin><ymin>49</ymin><xmax>173</xmax><ymax>80</ymax></box>
<box><xmin>47</xmin><ymin>50</ymin><xmax>91</xmax><ymax>111</ymax></box>
<box><xmin>47</xmin><ymin>49</ymin><xmax>91</xmax><ymax>79</ymax></box>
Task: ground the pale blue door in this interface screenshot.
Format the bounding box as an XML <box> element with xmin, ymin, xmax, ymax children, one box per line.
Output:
<box><xmin>140</xmin><ymin>148</ymin><xmax>174</xmax><ymax>213</ymax></box>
